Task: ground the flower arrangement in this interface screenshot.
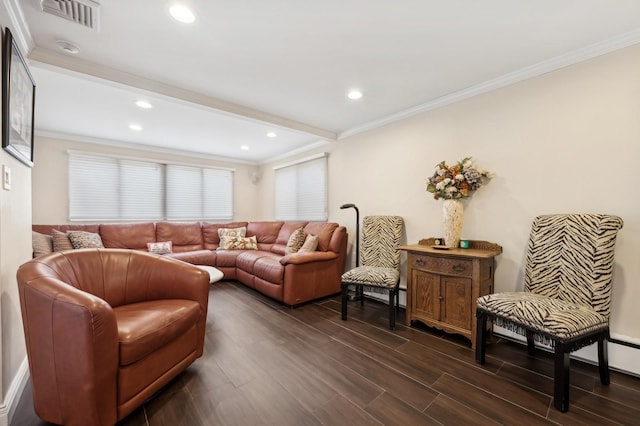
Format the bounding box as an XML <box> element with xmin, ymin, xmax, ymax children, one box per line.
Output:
<box><xmin>426</xmin><ymin>157</ymin><xmax>491</xmax><ymax>200</ymax></box>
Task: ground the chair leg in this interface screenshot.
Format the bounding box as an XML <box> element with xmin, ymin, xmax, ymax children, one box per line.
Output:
<box><xmin>475</xmin><ymin>311</ymin><xmax>487</xmax><ymax>364</ymax></box>
<box><xmin>554</xmin><ymin>342</ymin><xmax>571</xmax><ymax>412</ymax></box>
<box><xmin>341</xmin><ymin>283</ymin><xmax>349</xmax><ymax>321</ymax></box>
<box><xmin>526</xmin><ymin>330</ymin><xmax>535</xmax><ymax>355</ymax></box>
<box><xmin>359</xmin><ymin>285</ymin><xmax>364</xmax><ymax>306</ymax></box>
<box><xmin>598</xmin><ymin>335</ymin><xmax>610</xmax><ymax>385</ymax></box>
<box><xmin>388</xmin><ymin>289</ymin><xmax>396</xmax><ymax>330</ymax></box>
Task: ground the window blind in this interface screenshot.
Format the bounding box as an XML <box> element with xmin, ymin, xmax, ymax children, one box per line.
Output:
<box><xmin>274</xmin><ymin>155</ymin><xmax>327</xmax><ymax>221</ymax></box>
<box><xmin>69</xmin><ymin>152</ymin><xmax>233</xmax><ymax>221</ymax></box>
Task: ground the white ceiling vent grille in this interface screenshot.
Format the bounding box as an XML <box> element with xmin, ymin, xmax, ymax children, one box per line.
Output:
<box><xmin>40</xmin><ymin>0</ymin><xmax>101</xmax><ymax>31</ymax></box>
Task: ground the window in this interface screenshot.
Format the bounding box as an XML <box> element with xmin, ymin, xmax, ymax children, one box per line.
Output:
<box><xmin>274</xmin><ymin>153</ymin><xmax>327</xmax><ymax>221</ymax></box>
<box><xmin>69</xmin><ymin>152</ymin><xmax>233</xmax><ymax>221</ymax></box>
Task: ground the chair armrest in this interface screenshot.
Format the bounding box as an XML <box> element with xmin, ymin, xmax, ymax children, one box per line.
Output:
<box><xmin>280</xmin><ymin>251</ymin><xmax>337</xmax><ymax>265</ymax></box>
<box><xmin>17</xmin><ymin>275</ymin><xmax>119</xmax><ymax>425</ymax></box>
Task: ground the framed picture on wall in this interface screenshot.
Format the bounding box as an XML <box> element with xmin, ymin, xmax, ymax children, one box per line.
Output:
<box><xmin>2</xmin><ymin>27</ymin><xmax>35</xmax><ymax>167</ymax></box>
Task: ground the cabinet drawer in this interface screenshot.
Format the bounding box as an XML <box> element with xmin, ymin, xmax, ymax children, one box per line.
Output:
<box><xmin>410</xmin><ymin>254</ymin><xmax>472</xmax><ymax>277</ymax></box>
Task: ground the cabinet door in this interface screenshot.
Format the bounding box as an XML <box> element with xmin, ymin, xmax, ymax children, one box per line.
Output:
<box><xmin>412</xmin><ymin>270</ymin><xmax>440</xmax><ymax>321</ymax></box>
<box><xmin>440</xmin><ymin>275</ymin><xmax>472</xmax><ymax>330</ymax></box>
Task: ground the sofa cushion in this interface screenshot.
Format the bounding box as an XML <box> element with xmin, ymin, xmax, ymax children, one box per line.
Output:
<box><xmin>299</xmin><ymin>234</ymin><xmax>319</xmax><ymax>252</ymax></box>
<box><xmin>303</xmin><ymin>222</ymin><xmax>338</xmax><ymax>252</ymax></box>
<box><xmin>156</xmin><ymin>222</ymin><xmax>203</xmax><ymax>252</ymax></box>
<box><xmin>32</xmin><ymin>231</ymin><xmax>53</xmax><ymax>257</ymax></box>
<box><xmin>147</xmin><ymin>241</ymin><xmax>173</xmax><ymax>254</ymax></box>
<box><xmin>254</xmin><ymin>257</ymin><xmax>285</xmax><ymax>284</ymax></box>
<box><xmin>68</xmin><ymin>230</ymin><xmax>105</xmax><ymax>249</ymax></box>
<box><xmin>52</xmin><ymin>229</ymin><xmax>74</xmax><ymax>251</ymax></box>
<box><xmin>272</xmin><ymin>221</ymin><xmax>309</xmax><ymax>255</ymax></box>
<box><xmin>219</xmin><ymin>235</ymin><xmax>258</xmax><ymax>250</ymax></box>
<box><xmin>202</xmin><ymin>221</ymin><xmax>248</xmax><ymax>250</ymax></box>
<box><xmin>164</xmin><ymin>249</ymin><xmax>216</xmax><ymax>266</ymax></box>
<box><xmin>215</xmin><ymin>250</ymin><xmax>244</xmax><ymax>268</ymax></box>
<box><xmin>285</xmin><ymin>227</ymin><xmax>307</xmax><ymax>254</ymax></box>
<box><xmin>114</xmin><ymin>299</ymin><xmax>200</xmax><ymax>366</ymax></box>
<box><xmin>100</xmin><ymin>222</ymin><xmax>156</xmax><ymax>250</ymax></box>
<box><xmin>237</xmin><ymin>250</ymin><xmax>281</xmax><ymax>274</ymax></box>
<box><xmin>246</xmin><ymin>221</ymin><xmax>284</xmax><ymax>250</ymax></box>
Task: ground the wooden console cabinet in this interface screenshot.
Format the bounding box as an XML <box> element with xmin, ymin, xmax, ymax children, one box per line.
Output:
<box><xmin>400</xmin><ymin>239</ymin><xmax>502</xmax><ymax>349</ymax></box>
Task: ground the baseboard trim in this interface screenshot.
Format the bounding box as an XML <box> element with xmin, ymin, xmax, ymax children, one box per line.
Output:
<box><xmin>4</xmin><ymin>357</ymin><xmax>29</xmax><ymax>425</ymax></box>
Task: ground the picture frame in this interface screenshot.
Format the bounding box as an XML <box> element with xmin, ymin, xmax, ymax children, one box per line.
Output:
<box><xmin>2</xmin><ymin>28</ymin><xmax>35</xmax><ymax>167</ymax></box>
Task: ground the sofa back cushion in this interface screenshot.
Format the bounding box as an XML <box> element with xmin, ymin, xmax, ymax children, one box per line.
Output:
<box><xmin>271</xmin><ymin>221</ymin><xmax>309</xmax><ymax>255</ymax></box>
<box><xmin>201</xmin><ymin>222</ymin><xmax>248</xmax><ymax>250</ymax></box>
<box><xmin>155</xmin><ymin>222</ymin><xmax>204</xmax><ymax>253</ymax></box>
<box><xmin>246</xmin><ymin>221</ymin><xmax>284</xmax><ymax>250</ymax></box>
<box><xmin>32</xmin><ymin>224</ymin><xmax>100</xmax><ymax>235</ymax></box>
<box><xmin>303</xmin><ymin>222</ymin><xmax>339</xmax><ymax>252</ymax></box>
<box><xmin>100</xmin><ymin>223</ymin><xmax>156</xmax><ymax>250</ymax></box>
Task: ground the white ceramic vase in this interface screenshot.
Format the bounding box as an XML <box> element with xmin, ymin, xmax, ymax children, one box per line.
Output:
<box><xmin>442</xmin><ymin>199</ymin><xmax>464</xmax><ymax>248</ymax></box>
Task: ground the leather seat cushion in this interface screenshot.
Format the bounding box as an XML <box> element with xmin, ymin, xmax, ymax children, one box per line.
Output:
<box><xmin>237</xmin><ymin>250</ymin><xmax>281</xmax><ymax>273</ymax></box>
<box><xmin>254</xmin><ymin>257</ymin><xmax>285</xmax><ymax>284</ymax></box>
<box><xmin>114</xmin><ymin>299</ymin><xmax>200</xmax><ymax>366</ymax></box>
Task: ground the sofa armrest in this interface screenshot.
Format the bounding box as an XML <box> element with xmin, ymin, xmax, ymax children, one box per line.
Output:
<box><xmin>279</xmin><ymin>251</ymin><xmax>337</xmax><ymax>265</ymax></box>
<box><xmin>17</xmin><ymin>275</ymin><xmax>119</xmax><ymax>425</ymax></box>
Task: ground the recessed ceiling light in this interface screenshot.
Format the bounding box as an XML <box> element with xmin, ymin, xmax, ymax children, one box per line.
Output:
<box><xmin>56</xmin><ymin>40</ymin><xmax>79</xmax><ymax>55</ymax></box>
<box><xmin>240</xmin><ymin>145</ymin><xmax>250</xmax><ymax>150</ymax></box>
<box><xmin>266</xmin><ymin>132</ymin><xmax>277</xmax><ymax>138</ymax></box>
<box><xmin>169</xmin><ymin>4</ymin><xmax>195</xmax><ymax>23</ymax></box>
<box><xmin>129</xmin><ymin>124</ymin><xmax>143</xmax><ymax>131</ymax></box>
<box><xmin>347</xmin><ymin>90</ymin><xmax>363</xmax><ymax>100</ymax></box>
<box><xmin>135</xmin><ymin>100</ymin><xmax>152</xmax><ymax>109</ymax></box>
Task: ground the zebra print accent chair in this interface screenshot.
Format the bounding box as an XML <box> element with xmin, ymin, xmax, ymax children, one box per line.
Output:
<box><xmin>341</xmin><ymin>216</ymin><xmax>404</xmax><ymax>329</ymax></box>
<box><xmin>475</xmin><ymin>214</ymin><xmax>624</xmax><ymax>412</ymax></box>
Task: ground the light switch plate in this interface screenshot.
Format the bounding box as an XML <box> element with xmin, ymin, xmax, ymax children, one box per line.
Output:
<box><xmin>3</xmin><ymin>165</ymin><xmax>11</xmax><ymax>190</ymax></box>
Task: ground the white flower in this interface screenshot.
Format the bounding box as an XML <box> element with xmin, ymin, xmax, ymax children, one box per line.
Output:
<box><xmin>446</xmin><ymin>186</ymin><xmax>458</xmax><ymax>194</ymax></box>
<box><xmin>455</xmin><ymin>174</ymin><xmax>464</xmax><ymax>181</ymax></box>
<box><xmin>437</xmin><ymin>168</ymin><xmax>445</xmax><ymax>176</ymax></box>
<box><xmin>443</xmin><ymin>178</ymin><xmax>451</xmax><ymax>185</ymax></box>
<box><xmin>436</xmin><ymin>181</ymin><xmax>446</xmax><ymax>190</ymax></box>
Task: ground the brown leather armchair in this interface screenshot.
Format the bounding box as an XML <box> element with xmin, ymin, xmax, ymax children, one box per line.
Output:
<box><xmin>17</xmin><ymin>249</ymin><xmax>210</xmax><ymax>426</ymax></box>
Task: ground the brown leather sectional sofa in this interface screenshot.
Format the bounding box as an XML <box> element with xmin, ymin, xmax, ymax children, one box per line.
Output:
<box><xmin>33</xmin><ymin>220</ymin><xmax>348</xmax><ymax>306</ymax></box>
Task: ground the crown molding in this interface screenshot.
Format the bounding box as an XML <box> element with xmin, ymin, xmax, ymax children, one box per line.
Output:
<box><xmin>28</xmin><ymin>47</ymin><xmax>338</xmax><ymax>141</ymax></box>
<box><xmin>261</xmin><ymin>139</ymin><xmax>330</xmax><ymax>165</ymax></box>
<box><xmin>36</xmin><ymin>129</ymin><xmax>261</xmax><ymax>166</ymax></box>
<box><xmin>3</xmin><ymin>0</ymin><xmax>34</xmax><ymax>54</ymax></box>
<box><xmin>339</xmin><ymin>28</ymin><xmax>640</xmax><ymax>140</ymax></box>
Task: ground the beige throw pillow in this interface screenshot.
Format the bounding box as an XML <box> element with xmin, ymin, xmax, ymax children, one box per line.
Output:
<box><xmin>68</xmin><ymin>231</ymin><xmax>105</xmax><ymax>249</ymax></box>
<box><xmin>52</xmin><ymin>229</ymin><xmax>74</xmax><ymax>251</ymax></box>
<box><xmin>32</xmin><ymin>231</ymin><xmax>54</xmax><ymax>257</ymax></box>
<box><xmin>147</xmin><ymin>241</ymin><xmax>173</xmax><ymax>254</ymax></box>
<box><xmin>298</xmin><ymin>234</ymin><xmax>318</xmax><ymax>252</ymax></box>
<box><xmin>218</xmin><ymin>227</ymin><xmax>246</xmax><ymax>239</ymax></box>
<box><xmin>285</xmin><ymin>227</ymin><xmax>306</xmax><ymax>254</ymax></box>
<box><xmin>218</xmin><ymin>235</ymin><xmax>258</xmax><ymax>250</ymax></box>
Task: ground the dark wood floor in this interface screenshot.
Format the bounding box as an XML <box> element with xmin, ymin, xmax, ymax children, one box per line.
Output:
<box><xmin>13</xmin><ymin>281</ymin><xmax>640</xmax><ymax>425</ymax></box>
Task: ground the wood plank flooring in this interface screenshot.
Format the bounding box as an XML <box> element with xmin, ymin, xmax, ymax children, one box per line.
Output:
<box><xmin>13</xmin><ymin>281</ymin><xmax>640</xmax><ymax>425</ymax></box>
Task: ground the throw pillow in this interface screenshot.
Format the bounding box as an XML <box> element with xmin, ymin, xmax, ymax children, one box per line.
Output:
<box><xmin>218</xmin><ymin>227</ymin><xmax>246</xmax><ymax>239</ymax></box>
<box><xmin>298</xmin><ymin>234</ymin><xmax>319</xmax><ymax>252</ymax></box>
<box><xmin>147</xmin><ymin>241</ymin><xmax>173</xmax><ymax>255</ymax></box>
<box><xmin>285</xmin><ymin>227</ymin><xmax>306</xmax><ymax>254</ymax></box>
<box><xmin>51</xmin><ymin>229</ymin><xmax>74</xmax><ymax>251</ymax></box>
<box><xmin>68</xmin><ymin>231</ymin><xmax>105</xmax><ymax>249</ymax></box>
<box><xmin>32</xmin><ymin>231</ymin><xmax>53</xmax><ymax>257</ymax></box>
<box><xmin>218</xmin><ymin>235</ymin><xmax>258</xmax><ymax>250</ymax></box>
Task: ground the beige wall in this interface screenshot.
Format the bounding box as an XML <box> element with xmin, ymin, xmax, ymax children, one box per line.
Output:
<box><xmin>260</xmin><ymin>45</ymin><xmax>640</xmax><ymax>349</ymax></box>
<box><xmin>0</xmin><ymin>11</ymin><xmax>35</xmax><ymax>425</ymax></box>
<box><xmin>32</xmin><ymin>137</ymin><xmax>261</xmax><ymax>223</ymax></box>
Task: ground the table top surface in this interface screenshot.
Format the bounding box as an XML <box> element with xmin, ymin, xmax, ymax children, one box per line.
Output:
<box><xmin>400</xmin><ymin>239</ymin><xmax>502</xmax><ymax>259</ymax></box>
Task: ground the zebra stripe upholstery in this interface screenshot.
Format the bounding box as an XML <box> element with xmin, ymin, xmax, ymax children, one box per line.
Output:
<box><xmin>475</xmin><ymin>214</ymin><xmax>623</xmax><ymax>412</ymax></box>
<box><xmin>341</xmin><ymin>216</ymin><xmax>404</xmax><ymax>329</ymax></box>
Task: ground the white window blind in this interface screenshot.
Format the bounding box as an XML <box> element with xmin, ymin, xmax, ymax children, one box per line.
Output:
<box><xmin>274</xmin><ymin>154</ymin><xmax>327</xmax><ymax>221</ymax></box>
<box><xmin>69</xmin><ymin>152</ymin><xmax>233</xmax><ymax>221</ymax></box>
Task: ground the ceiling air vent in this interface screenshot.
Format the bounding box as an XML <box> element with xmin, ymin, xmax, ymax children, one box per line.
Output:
<box><xmin>40</xmin><ymin>0</ymin><xmax>101</xmax><ymax>31</ymax></box>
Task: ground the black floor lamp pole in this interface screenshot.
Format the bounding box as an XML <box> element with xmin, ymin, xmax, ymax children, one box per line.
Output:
<box><xmin>340</xmin><ymin>203</ymin><xmax>361</xmax><ymax>300</ymax></box>
<box><xmin>340</xmin><ymin>203</ymin><xmax>359</xmax><ymax>267</ymax></box>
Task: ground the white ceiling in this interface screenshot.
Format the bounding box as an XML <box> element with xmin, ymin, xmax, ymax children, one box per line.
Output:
<box><xmin>15</xmin><ymin>0</ymin><xmax>640</xmax><ymax>163</ymax></box>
